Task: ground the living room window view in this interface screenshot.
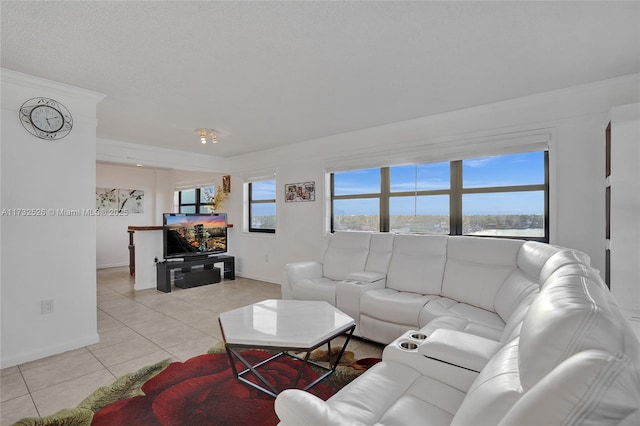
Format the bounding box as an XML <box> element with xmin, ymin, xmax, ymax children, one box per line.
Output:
<box><xmin>249</xmin><ymin>179</ymin><xmax>277</xmax><ymax>233</ymax></box>
<box><xmin>331</xmin><ymin>150</ymin><xmax>548</xmax><ymax>242</ymax></box>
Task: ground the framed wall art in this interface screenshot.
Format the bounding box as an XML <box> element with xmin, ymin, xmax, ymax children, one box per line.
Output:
<box><xmin>285</xmin><ymin>181</ymin><xmax>315</xmax><ymax>202</ymax></box>
<box><xmin>96</xmin><ymin>187</ymin><xmax>144</xmax><ymax>213</ymax></box>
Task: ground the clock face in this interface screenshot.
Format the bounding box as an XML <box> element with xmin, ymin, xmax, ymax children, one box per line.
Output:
<box><xmin>30</xmin><ymin>105</ymin><xmax>64</xmax><ymax>133</ymax></box>
<box><xmin>19</xmin><ymin>98</ymin><xmax>73</xmax><ymax>140</ymax></box>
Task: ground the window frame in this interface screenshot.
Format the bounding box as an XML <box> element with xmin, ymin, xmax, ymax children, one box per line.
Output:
<box><xmin>177</xmin><ymin>186</ymin><xmax>214</xmax><ymax>214</ymax></box>
<box><xmin>248</xmin><ymin>180</ymin><xmax>276</xmax><ymax>234</ymax></box>
<box><xmin>330</xmin><ymin>150</ymin><xmax>549</xmax><ymax>242</ymax></box>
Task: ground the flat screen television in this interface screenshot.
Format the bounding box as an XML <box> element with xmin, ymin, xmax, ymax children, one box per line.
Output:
<box><xmin>163</xmin><ymin>213</ymin><xmax>227</xmax><ymax>259</ymax></box>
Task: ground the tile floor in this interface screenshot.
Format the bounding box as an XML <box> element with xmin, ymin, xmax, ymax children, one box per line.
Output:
<box><xmin>1</xmin><ymin>267</ymin><xmax>383</xmax><ymax>425</ymax></box>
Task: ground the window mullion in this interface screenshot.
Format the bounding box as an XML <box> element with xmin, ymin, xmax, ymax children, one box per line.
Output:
<box><xmin>450</xmin><ymin>160</ymin><xmax>462</xmax><ymax>235</ymax></box>
<box><xmin>380</xmin><ymin>167</ymin><xmax>390</xmax><ymax>232</ymax></box>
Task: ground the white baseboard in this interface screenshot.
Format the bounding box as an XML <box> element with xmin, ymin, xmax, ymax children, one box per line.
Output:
<box><xmin>97</xmin><ymin>262</ymin><xmax>128</xmax><ymax>269</ymax></box>
<box><xmin>0</xmin><ymin>333</ymin><xmax>100</xmax><ymax>369</ymax></box>
<box><xmin>234</xmin><ymin>272</ymin><xmax>282</xmax><ymax>286</ymax></box>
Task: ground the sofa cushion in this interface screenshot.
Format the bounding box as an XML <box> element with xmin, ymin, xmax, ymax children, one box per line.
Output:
<box><xmin>419</xmin><ymin>297</ymin><xmax>505</xmax><ymax>339</ymax></box>
<box><xmin>327</xmin><ymin>361</ymin><xmax>465</xmax><ymax>425</ymax></box>
<box><xmin>498</xmin><ymin>350</ymin><xmax>640</xmax><ymax>426</ymax></box>
<box><xmin>386</xmin><ymin>234</ymin><xmax>448</xmax><ymax>294</ymax></box>
<box><xmin>361</xmin><ymin>288</ymin><xmax>434</xmax><ymax>325</ymax></box>
<box><xmin>322</xmin><ymin>231</ymin><xmax>371</xmax><ymax>281</ymax></box>
<box><xmin>377</xmin><ymin>375</ymin><xmax>466</xmax><ymax>425</ymax></box>
<box><xmin>442</xmin><ymin>237</ymin><xmax>522</xmax><ymax>312</ymax></box>
<box><xmin>275</xmin><ymin>389</ymin><xmax>367</xmax><ymax>426</ymax></box>
<box><xmin>327</xmin><ymin>361</ymin><xmax>423</xmax><ymax>424</ymax></box>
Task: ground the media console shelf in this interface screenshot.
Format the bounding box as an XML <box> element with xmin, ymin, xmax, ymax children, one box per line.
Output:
<box><xmin>156</xmin><ymin>255</ymin><xmax>235</xmax><ymax>293</ymax></box>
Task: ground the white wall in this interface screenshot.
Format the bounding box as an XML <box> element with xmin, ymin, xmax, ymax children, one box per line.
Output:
<box><xmin>609</xmin><ymin>103</ymin><xmax>640</xmax><ymax>312</ymax></box>
<box><xmin>96</xmin><ymin>163</ymin><xmax>163</xmax><ymax>268</ymax></box>
<box><xmin>228</xmin><ymin>74</ymin><xmax>640</xmax><ymax>285</ymax></box>
<box><xmin>1</xmin><ymin>69</ymin><xmax>104</xmax><ymax>368</ymax></box>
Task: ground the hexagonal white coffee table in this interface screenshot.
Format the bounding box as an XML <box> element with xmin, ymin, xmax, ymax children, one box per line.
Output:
<box><xmin>218</xmin><ymin>299</ymin><xmax>356</xmax><ymax>397</ymax></box>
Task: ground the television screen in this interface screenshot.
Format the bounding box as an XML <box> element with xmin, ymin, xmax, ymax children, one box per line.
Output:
<box><xmin>163</xmin><ymin>213</ymin><xmax>227</xmax><ymax>259</ymax></box>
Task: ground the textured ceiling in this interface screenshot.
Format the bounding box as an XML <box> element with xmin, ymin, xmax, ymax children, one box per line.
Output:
<box><xmin>2</xmin><ymin>1</ymin><xmax>639</xmax><ymax>157</ymax></box>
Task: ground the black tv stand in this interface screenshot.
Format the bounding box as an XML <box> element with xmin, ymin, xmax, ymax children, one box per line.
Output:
<box><xmin>156</xmin><ymin>254</ymin><xmax>235</xmax><ymax>293</ymax></box>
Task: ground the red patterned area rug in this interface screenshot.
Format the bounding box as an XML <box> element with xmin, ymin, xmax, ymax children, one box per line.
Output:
<box><xmin>92</xmin><ymin>350</ymin><xmax>331</xmax><ymax>426</ymax></box>
<box><xmin>15</xmin><ymin>348</ymin><xmax>380</xmax><ymax>426</ymax></box>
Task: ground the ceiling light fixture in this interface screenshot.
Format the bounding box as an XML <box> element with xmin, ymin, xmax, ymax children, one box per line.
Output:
<box><xmin>195</xmin><ymin>128</ymin><xmax>217</xmax><ymax>145</ymax></box>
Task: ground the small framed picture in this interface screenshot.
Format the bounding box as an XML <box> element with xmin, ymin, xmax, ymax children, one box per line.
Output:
<box><xmin>222</xmin><ymin>175</ymin><xmax>231</xmax><ymax>193</ymax></box>
<box><xmin>285</xmin><ymin>181</ymin><xmax>315</xmax><ymax>202</ymax></box>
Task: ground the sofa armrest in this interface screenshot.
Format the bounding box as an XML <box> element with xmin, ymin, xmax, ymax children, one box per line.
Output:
<box><xmin>274</xmin><ymin>389</ymin><xmax>365</xmax><ymax>426</ymax></box>
<box><xmin>346</xmin><ymin>271</ymin><xmax>386</xmax><ymax>283</ymax></box>
<box><xmin>283</xmin><ymin>261</ymin><xmax>323</xmax><ymax>299</ymax></box>
<box><xmin>336</xmin><ymin>278</ymin><xmax>386</xmax><ymax>327</ymax></box>
<box><xmin>418</xmin><ymin>329</ymin><xmax>502</xmax><ymax>372</ymax></box>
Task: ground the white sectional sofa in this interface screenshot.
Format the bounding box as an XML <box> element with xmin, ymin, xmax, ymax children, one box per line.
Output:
<box><xmin>277</xmin><ymin>231</ymin><xmax>640</xmax><ymax>425</ymax></box>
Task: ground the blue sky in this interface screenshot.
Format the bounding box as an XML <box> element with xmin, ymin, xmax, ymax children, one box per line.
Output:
<box><xmin>333</xmin><ymin>152</ymin><xmax>544</xmax><ymax>215</ymax></box>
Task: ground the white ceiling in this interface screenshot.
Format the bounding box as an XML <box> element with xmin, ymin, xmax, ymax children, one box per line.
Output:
<box><xmin>2</xmin><ymin>1</ymin><xmax>639</xmax><ymax>158</ymax></box>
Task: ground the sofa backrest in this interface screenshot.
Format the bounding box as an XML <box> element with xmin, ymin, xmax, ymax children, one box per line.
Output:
<box><xmin>386</xmin><ymin>234</ymin><xmax>448</xmax><ymax>294</ymax></box>
<box><xmin>454</xmin><ymin>266</ymin><xmax>640</xmax><ymax>426</ymax></box>
<box><xmin>538</xmin><ymin>249</ymin><xmax>591</xmax><ymax>285</ymax></box>
<box><xmin>518</xmin><ymin>272</ymin><xmax>640</xmax><ymax>391</ymax></box>
<box><xmin>442</xmin><ymin>237</ymin><xmax>523</xmax><ymax>312</ymax></box>
<box><xmin>498</xmin><ymin>349</ymin><xmax>640</xmax><ymax>426</ymax></box>
<box><xmin>364</xmin><ymin>232</ymin><xmax>395</xmax><ymax>274</ymax></box>
<box><xmin>322</xmin><ymin>231</ymin><xmax>372</xmax><ymax>281</ymax></box>
<box><xmin>451</xmin><ymin>338</ymin><xmax>525</xmax><ymax>425</ymax></box>
<box><xmin>494</xmin><ymin>241</ymin><xmax>566</xmax><ymax>340</ymax></box>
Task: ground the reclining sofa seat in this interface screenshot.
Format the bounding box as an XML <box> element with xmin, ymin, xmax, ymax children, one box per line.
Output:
<box><xmin>283</xmin><ymin>231</ymin><xmax>373</xmax><ymax>304</ymax></box>
<box><xmin>275</xmin><ymin>264</ymin><xmax>640</xmax><ymax>425</ymax></box>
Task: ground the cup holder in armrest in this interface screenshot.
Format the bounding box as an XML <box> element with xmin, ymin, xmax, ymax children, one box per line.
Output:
<box><xmin>399</xmin><ymin>341</ymin><xmax>418</xmax><ymax>350</ymax></box>
<box><xmin>410</xmin><ymin>333</ymin><xmax>427</xmax><ymax>340</ymax></box>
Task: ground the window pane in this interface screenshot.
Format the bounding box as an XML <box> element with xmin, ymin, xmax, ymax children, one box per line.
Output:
<box><xmin>252</xmin><ymin>180</ymin><xmax>276</xmax><ymax>200</ymax></box>
<box><xmin>390</xmin><ymin>195</ymin><xmax>449</xmax><ymax>234</ymax></box>
<box><xmin>334</xmin><ymin>168</ymin><xmax>380</xmax><ymax>195</ymax></box>
<box><xmin>199</xmin><ymin>205</ymin><xmax>214</xmax><ymax>214</ymax></box>
<box><xmin>462</xmin><ymin>191</ymin><xmax>544</xmax><ymax>237</ymax></box>
<box><xmin>251</xmin><ymin>202</ymin><xmax>276</xmax><ymax>229</ymax></box>
<box><xmin>463</xmin><ymin>151</ymin><xmax>545</xmax><ymax>188</ymax></box>
<box><xmin>181</xmin><ymin>188</ymin><xmax>196</xmax><ymax>204</ymax></box>
<box><xmin>180</xmin><ymin>205</ymin><xmax>196</xmax><ymax>213</ymax></box>
<box><xmin>333</xmin><ymin>198</ymin><xmax>379</xmax><ymax>231</ymax></box>
<box><xmin>390</xmin><ymin>162</ymin><xmax>450</xmax><ymax>192</ymax></box>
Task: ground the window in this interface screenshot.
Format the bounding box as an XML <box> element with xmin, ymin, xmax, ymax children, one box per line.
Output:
<box><xmin>249</xmin><ymin>180</ymin><xmax>276</xmax><ymax>233</ymax></box>
<box><xmin>330</xmin><ymin>150</ymin><xmax>548</xmax><ymax>241</ymax></box>
<box><xmin>460</xmin><ymin>151</ymin><xmax>547</xmax><ymax>238</ymax></box>
<box><xmin>332</xmin><ymin>168</ymin><xmax>380</xmax><ymax>231</ymax></box>
<box><xmin>177</xmin><ymin>186</ymin><xmax>215</xmax><ymax>213</ymax></box>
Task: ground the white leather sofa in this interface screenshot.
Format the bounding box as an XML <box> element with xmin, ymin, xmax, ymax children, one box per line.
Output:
<box><xmin>282</xmin><ymin>231</ymin><xmax>590</xmax><ymax>344</ymax></box>
<box><xmin>277</xmin><ymin>232</ymin><xmax>640</xmax><ymax>425</ymax></box>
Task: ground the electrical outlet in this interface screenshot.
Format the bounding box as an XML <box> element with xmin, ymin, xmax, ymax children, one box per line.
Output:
<box><xmin>41</xmin><ymin>299</ymin><xmax>54</xmax><ymax>315</ymax></box>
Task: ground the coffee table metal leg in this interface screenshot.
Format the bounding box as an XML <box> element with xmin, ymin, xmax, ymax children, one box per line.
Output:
<box><xmin>227</xmin><ymin>346</ymin><xmax>281</xmax><ymax>397</ymax></box>
<box><xmin>222</xmin><ymin>324</ymin><xmax>356</xmax><ymax>398</ymax></box>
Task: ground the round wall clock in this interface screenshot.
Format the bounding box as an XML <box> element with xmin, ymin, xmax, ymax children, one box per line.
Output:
<box><xmin>19</xmin><ymin>97</ymin><xmax>73</xmax><ymax>140</ymax></box>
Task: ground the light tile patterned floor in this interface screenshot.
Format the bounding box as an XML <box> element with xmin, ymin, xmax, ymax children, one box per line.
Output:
<box><xmin>0</xmin><ymin>267</ymin><xmax>383</xmax><ymax>424</ymax></box>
